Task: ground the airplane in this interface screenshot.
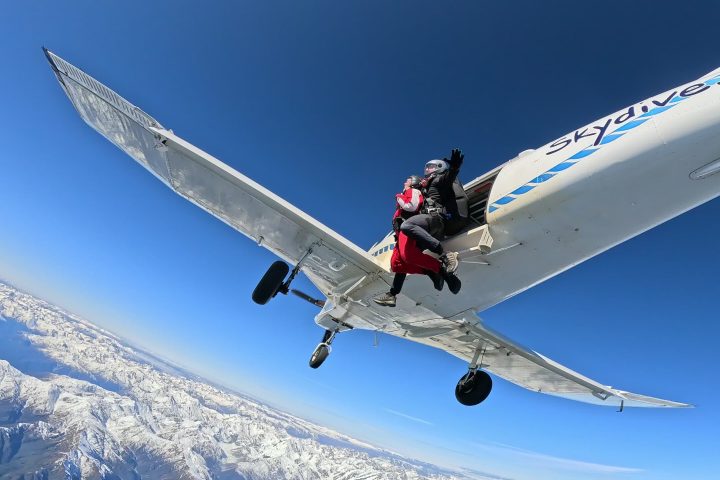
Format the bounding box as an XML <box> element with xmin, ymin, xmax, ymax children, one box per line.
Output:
<box><xmin>44</xmin><ymin>48</ymin><xmax>720</xmax><ymax>409</ymax></box>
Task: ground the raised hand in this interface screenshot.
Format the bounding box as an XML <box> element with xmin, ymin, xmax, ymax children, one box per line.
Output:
<box><xmin>449</xmin><ymin>148</ymin><xmax>464</xmax><ymax>166</ymax></box>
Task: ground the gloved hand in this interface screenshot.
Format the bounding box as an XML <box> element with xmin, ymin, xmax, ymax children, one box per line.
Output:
<box><xmin>449</xmin><ymin>148</ymin><xmax>464</xmax><ymax>167</ymax></box>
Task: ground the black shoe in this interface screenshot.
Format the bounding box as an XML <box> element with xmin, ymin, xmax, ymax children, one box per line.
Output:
<box><xmin>440</xmin><ymin>251</ymin><xmax>459</xmax><ymax>274</ymax></box>
<box><xmin>442</xmin><ymin>270</ymin><xmax>462</xmax><ymax>294</ymax></box>
<box><xmin>373</xmin><ymin>292</ymin><xmax>396</xmax><ymax>307</ymax></box>
<box><xmin>425</xmin><ymin>270</ymin><xmax>444</xmax><ymax>291</ymax></box>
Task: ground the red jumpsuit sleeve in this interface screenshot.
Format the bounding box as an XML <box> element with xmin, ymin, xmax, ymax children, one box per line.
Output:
<box><xmin>396</xmin><ymin>188</ymin><xmax>422</xmax><ymax>213</ymax></box>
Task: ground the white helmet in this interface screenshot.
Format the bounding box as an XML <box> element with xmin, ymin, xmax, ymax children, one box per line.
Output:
<box><xmin>424</xmin><ymin>159</ymin><xmax>448</xmax><ymax>177</ymax></box>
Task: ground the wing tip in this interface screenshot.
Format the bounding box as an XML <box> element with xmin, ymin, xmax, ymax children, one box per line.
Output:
<box><xmin>616</xmin><ymin>390</ymin><xmax>693</xmax><ymax>408</ymax></box>
<box><xmin>41</xmin><ymin>46</ymin><xmax>54</xmax><ymax>66</ymax></box>
<box><xmin>42</xmin><ymin>47</ymin><xmax>64</xmax><ymax>81</ymax></box>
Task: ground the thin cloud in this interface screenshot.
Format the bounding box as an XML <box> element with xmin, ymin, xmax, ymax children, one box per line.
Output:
<box><xmin>384</xmin><ymin>408</ymin><xmax>434</xmax><ymax>426</ymax></box>
<box><xmin>303</xmin><ymin>377</ymin><xmax>342</xmax><ymax>392</ymax></box>
<box><xmin>469</xmin><ymin>440</ymin><xmax>642</xmax><ymax>474</ymax></box>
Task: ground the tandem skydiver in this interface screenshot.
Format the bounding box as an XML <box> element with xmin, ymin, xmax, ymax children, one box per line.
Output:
<box><xmin>399</xmin><ymin>148</ymin><xmax>469</xmax><ymax>274</ymax></box>
<box><xmin>373</xmin><ymin>149</ymin><xmax>468</xmax><ymax>307</ymax></box>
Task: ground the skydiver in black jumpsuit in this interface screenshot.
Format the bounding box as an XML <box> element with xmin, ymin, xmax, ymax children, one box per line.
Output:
<box><xmin>400</xmin><ymin>148</ymin><xmax>468</xmax><ymax>294</ymax></box>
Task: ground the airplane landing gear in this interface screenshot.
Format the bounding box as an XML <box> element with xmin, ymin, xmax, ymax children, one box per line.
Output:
<box><xmin>455</xmin><ymin>369</ymin><xmax>492</xmax><ymax>406</ymax></box>
<box><xmin>309</xmin><ymin>330</ymin><xmax>336</xmax><ymax>369</ymax></box>
<box><xmin>252</xmin><ymin>247</ymin><xmax>318</xmax><ymax>305</ymax></box>
<box><xmin>455</xmin><ymin>345</ymin><xmax>493</xmax><ymax>406</ymax></box>
<box><xmin>252</xmin><ymin>261</ymin><xmax>290</xmax><ymax>305</ymax></box>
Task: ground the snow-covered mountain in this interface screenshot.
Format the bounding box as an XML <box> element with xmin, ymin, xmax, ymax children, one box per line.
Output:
<box><xmin>0</xmin><ymin>281</ymin><xmax>481</xmax><ymax>480</ymax></box>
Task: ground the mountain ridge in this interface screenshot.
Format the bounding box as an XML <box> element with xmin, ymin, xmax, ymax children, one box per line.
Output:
<box><xmin>0</xmin><ymin>281</ymin><xmax>487</xmax><ymax>479</ymax></box>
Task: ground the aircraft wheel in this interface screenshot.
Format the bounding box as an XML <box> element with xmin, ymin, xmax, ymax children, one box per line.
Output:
<box><xmin>455</xmin><ymin>370</ymin><xmax>492</xmax><ymax>406</ymax></box>
<box><xmin>309</xmin><ymin>343</ymin><xmax>330</xmax><ymax>369</ymax></box>
<box><xmin>252</xmin><ymin>261</ymin><xmax>290</xmax><ymax>305</ymax></box>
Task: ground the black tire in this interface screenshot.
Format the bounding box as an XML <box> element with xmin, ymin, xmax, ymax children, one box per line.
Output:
<box><xmin>455</xmin><ymin>370</ymin><xmax>493</xmax><ymax>406</ymax></box>
<box><xmin>309</xmin><ymin>344</ymin><xmax>330</xmax><ymax>369</ymax></box>
<box><xmin>252</xmin><ymin>261</ymin><xmax>290</xmax><ymax>305</ymax></box>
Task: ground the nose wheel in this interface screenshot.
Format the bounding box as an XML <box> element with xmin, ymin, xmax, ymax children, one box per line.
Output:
<box><xmin>309</xmin><ymin>330</ymin><xmax>336</xmax><ymax>369</ymax></box>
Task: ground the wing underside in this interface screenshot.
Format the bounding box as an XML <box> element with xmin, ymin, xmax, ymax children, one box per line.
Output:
<box><xmin>388</xmin><ymin>311</ymin><xmax>689</xmax><ymax>408</ymax></box>
<box><xmin>44</xmin><ymin>49</ymin><xmax>385</xmax><ymax>296</ymax></box>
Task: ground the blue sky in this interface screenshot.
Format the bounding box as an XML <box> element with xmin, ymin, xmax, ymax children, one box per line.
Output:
<box><xmin>2</xmin><ymin>1</ymin><xmax>719</xmax><ymax>479</ymax></box>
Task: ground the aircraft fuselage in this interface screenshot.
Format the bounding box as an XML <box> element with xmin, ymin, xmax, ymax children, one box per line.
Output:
<box><xmin>358</xmin><ymin>67</ymin><xmax>720</xmax><ymax>322</ymax></box>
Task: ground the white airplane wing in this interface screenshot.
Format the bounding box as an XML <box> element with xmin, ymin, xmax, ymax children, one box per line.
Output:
<box><xmin>46</xmin><ymin>50</ymin><xmax>689</xmax><ymax>408</ymax></box>
<box><xmin>420</xmin><ymin>314</ymin><xmax>689</xmax><ymax>408</ymax></box>
<box><xmin>44</xmin><ymin>49</ymin><xmax>384</xmax><ymax>296</ymax></box>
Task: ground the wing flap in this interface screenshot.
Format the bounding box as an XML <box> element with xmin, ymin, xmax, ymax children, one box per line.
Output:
<box><xmin>44</xmin><ymin>49</ymin><xmax>384</xmax><ymax>294</ymax></box>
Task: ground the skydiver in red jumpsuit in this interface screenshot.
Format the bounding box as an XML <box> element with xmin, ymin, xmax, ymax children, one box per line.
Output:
<box><xmin>373</xmin><ymin>176</ymin><xmax>460</xmax><ymax>307</ymax></box>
